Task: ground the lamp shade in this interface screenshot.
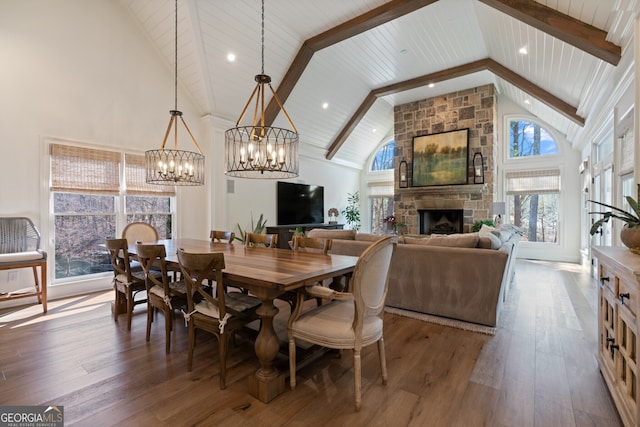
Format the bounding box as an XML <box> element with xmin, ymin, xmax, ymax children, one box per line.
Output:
<box><xmin>492</xmin><ymin>202</ymin><xmax>506</xmax><ymax>215</ymax></box>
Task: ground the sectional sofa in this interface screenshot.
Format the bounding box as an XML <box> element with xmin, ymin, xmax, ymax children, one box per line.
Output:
<box><xmin>307</xmin><ymin>225</ymin><xmax>520</xmax><ymax>327</ymax></box>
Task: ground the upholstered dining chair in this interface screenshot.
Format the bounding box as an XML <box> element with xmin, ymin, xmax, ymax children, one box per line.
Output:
<box><xmin>244</xmin><ymin>232</ymin><xmax>278</xmax><ymax>248</ymax></box>
<box><xmin>288</xmin><ymin>235</ymin><xmax>396</xmax><ymax>411</ymax></box>
<box><xmin>106</xmin><ymin>238</ymin><xmax>149</xmax><ymax>331</ymax></box>
<box><xmin>136</xmin><ymin>243</ymin><xmax>188</xmax><ymax>354</ymax></box>
<box><xmin>210</xmin><ymin>230</ymin><xmax>235</xmax><ymax>244</ymax></box>
<box><xmin>177</xmin><ymin>249</ymin><xmax>262</xmax><ymax>389</ymax></box>
<box><xmin>122</xmin><ymin>222</ymin><xmax>159</xmax><ymax>246</ymax></box>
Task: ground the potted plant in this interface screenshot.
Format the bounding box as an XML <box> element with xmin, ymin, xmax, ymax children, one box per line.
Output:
<box><xmin>342</xmin><ymin>191</ymin><xmax>361</xmax><ymax>231</ymax></box>
<box><xmin>235</xmin><ymin>213</ymin><xmax>268</xmax><ymax>244</ymax></box>
<box><xmin>589</xmin><ymin>184</ymin><xmax>640</xmax><ymax>252</ymax></box>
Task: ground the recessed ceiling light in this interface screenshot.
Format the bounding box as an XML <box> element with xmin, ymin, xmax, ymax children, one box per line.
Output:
<box><xmin>524</xmin><ymin>99</ymin><xmax>531</xmax><ymax>104</ymax></box>
<box><xmin>322</xmin><ymin>102</ymin><xmax>329</xmax><ymax>109</ymax></box>
<box><xmin>372</xmin><ymin>128</ymin><xmax>377</xmax><ymax>133</ymax></box>
<box><xmin>519</xmin><ymin>47</ymin><xmax>528</xmax><ymax>55</ymax></box>
<box><xmin>226</xmin><ymin>53</ymin><xmax>236</xmax><ymax>62</ymax></box>
<box><xmin>428</xmin><ymin>83</ymin><xmax>435</xmax><ymax>88</ymax></box>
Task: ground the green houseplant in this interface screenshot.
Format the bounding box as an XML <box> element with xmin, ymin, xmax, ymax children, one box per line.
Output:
<box><xmin>589</xmin><ymin>184</ymin><xmax>640</xmax><ymax>252</ymax></box>
<box><xmin>472</xmin><ymin>219</ymin><xmax>495</xmax><ymax>232</ymax></box>
<box><xmin>235</xmin><ymin>213</ymin><xmax>268</xmax><ymax>244</ymax></box>
<box><xmin>342</xmin><ymin>191</ymin><xmax>361</xmax><ymax>231</ymax></box>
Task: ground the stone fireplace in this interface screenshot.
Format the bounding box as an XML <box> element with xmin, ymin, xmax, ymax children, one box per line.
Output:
<box><xmin>392</xmin><ymin>85</ymin><xmax>497</xmax><ymax>234</ymax></box>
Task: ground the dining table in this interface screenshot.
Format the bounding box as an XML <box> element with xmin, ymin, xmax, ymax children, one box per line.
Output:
<box><xmin>129</xmin><ymin>238</ymin><xmax>358</xmax><ymax>403</ymax></box>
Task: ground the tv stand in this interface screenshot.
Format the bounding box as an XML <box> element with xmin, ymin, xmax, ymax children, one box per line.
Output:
<box><xmin>266</xmin><ymin>224</ymin><xmax>344</xmax><ymax>249</ymax></box>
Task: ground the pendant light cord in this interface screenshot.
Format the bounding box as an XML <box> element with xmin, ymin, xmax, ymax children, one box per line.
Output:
<box><xmin>261</xmin><ymin>0</ymin><xmax>265</xmax><ymax>75</ymax></box>
<box><xmin>174</xmin><ymin>0</ymin><xmax>178</xmax><ymax>110</ymax></box>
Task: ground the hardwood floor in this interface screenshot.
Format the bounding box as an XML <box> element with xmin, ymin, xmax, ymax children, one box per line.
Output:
<box><xmin>0</xmin><ymin>259</ymin><xmax>622</xmax><ymax>426</ymax></box>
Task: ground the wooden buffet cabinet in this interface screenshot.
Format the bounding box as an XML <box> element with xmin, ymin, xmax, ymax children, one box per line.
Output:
<box><xmin>593</xmin><ymin>246</ymin><xmax>640</xmax><ymax>427</ymax></box>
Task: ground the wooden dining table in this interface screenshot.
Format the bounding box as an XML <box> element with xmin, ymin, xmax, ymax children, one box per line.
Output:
<box><xmin>130</xmin><ymin>238</ymin><xmax>358</xmax><ymax>403</ymax></box>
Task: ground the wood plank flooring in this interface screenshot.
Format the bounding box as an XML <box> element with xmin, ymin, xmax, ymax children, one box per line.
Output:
<box><xmin>0</xmin><ymin>259</ymin><xmax>623</xmax><ymax>426</ymax></box>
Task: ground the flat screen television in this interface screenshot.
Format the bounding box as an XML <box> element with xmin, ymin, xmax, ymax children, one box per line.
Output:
<box><xmin>277</xmin><ymin>181</ymin><xmax>324</xmax><ymax>225</ymax></box>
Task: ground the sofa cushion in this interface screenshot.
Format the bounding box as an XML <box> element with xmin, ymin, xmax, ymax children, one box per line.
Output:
<box><xmin>425</xmin><ymin>233</ymin><xmax>479</xmax><ymax>248</ymax></box>
<box><xmin>306</xmin><ymin>229</ymin><xmax>356</xmax><ymax>240</ymax></box>
<box><xmin>355</xmin><ymin>233</ymin><xmax>386</xmax><ymax>242</ymax></box>
<box><xmin>403</xmin><ymin>236</ymin><xmax>432</xmax><ymax>245</ymax></box>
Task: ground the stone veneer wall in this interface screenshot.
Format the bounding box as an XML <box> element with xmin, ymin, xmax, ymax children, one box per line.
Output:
<box><xmin>394</xmin><ymin>84</ymin><xmax>497</xmax><ymax>234</ymax></box>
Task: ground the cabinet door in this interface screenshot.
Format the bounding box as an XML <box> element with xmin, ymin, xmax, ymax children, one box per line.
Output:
<box><xmin>600</xmin><ymin>285</ymin><xmax>617</xmax><ymax>377</ymax></box>
<box><xmin>616</xmin><ymin>303</ymin><xmax>638</xmax><ymax>419</ymax></box>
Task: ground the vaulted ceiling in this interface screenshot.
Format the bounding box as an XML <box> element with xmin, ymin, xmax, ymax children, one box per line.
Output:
<box><xmin>120</xmin><ymin>0</ymin><xmax>639</xmax><ymax>169</ymax></box>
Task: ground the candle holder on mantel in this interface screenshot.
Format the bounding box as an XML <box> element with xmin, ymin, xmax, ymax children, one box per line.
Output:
<box><xmin>399</xmin><ymin>158</ymin><xmax>408</xmax><ymax>188</ymax></box>
<box><xmin>473</xmin><ymin>152</ymin><xmax>484</xmax><ymax>184</ymax></box>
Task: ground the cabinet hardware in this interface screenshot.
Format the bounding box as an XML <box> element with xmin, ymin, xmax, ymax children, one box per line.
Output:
<box><xmin>606</xmin><ymin>337</ymin><xmax>615</xmax><ymax>344</ymax></box>
<box><xmin>600</xmin><ymin>276</ymin><xmax>609</xmax><ymax>285</ymax></box>
<box><xmin>619</xmin><ymin>292</ymin><xmax>630</xmax><ymax>304</ymax></box>
<box><xmin>610</xmin><ymin>344</ymin><xmax>620</xmax><ymax>358</ymax></box>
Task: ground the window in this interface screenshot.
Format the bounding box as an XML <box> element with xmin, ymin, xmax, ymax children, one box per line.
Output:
<box><xmin>368</xmin><ymin>183</ymin><xmax>394</xmax><ymax>234</ymax></box>
<box><xmin>51</xmin><ymin>144</ymin><xmax>174</xmax><ymax>280</ymax></box>
<box><xmin>371</xmin><ymin>141</ymin><xmax>395</xmax><ymax>171</ymax></box>
<box><xmin>508</xmin><ymin>120</ymin><xmax>558</xmax><ymax>158</ymax></box>
<box><xmin>506</xmin><ymin>169</ymin><xmax>560</xmax><ymax>243</ymax></box>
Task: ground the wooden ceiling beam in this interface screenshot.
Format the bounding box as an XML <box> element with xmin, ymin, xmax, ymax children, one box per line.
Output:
<box><xmin>485</xmin><ymin>59</ymin><xmax>585</xmax><ymax>126</ymax></box>
<box><xmin>325</xmin><ymin>58</ymin><xmax>584</xmax><ymax>160</ymax></box>
<box><xmin>262</xmin><ymin>0</ymin><xmax>439</xmax><ymax>126</ymax></box>
<box><xmin>478</xmin><ymin>0</ymin><xmax>621</xmax><ymax>65</ymax></box>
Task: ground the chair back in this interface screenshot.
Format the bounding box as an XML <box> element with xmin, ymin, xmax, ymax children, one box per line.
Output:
<box><xmin>245</xmin><ymin>232</ymin><xmax>278</xmax><ymax>248</ymax></box>
<box><xmin>177</xmin><ymin>249</ymin><xmax>227</xmax><ymax>316</ymax></box>
<box><xmin>106</xmin><ymin>238</ymin><xmax>136</xmax><ymax>282</ymax></box>
<box><xmin>210</xmin><ymin>230</ymin><xmax>235</xmax><ymax>244</ymax></box>
<box><xmin>136</xmin><ymin>244</ymin><xmax>169</xmax><ymax>293</ymax></box>
<box><xmin>0</xmin><ymin>217</ymin><xmax>41</xmax><ymax>253</ymax></box>
<box><xmin>122</xmin><ymin>222</ymin><xmax>159</xmax><ymax>245</ymax></box>
<box><xmin>291</xmin><ymin>236</ymin><xmax>332</xmax><ymax>254</ymax></box>
<box><xmin>351</xmin><ymin>236</ymin><xmax>396</xmax><ymax>321</ymax></box>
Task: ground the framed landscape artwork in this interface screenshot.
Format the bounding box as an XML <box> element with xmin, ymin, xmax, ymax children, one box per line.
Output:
<box><xmin>411</xmin><ymin>128</ymin><xmax>469</xmax><ymax>187</ymax></box>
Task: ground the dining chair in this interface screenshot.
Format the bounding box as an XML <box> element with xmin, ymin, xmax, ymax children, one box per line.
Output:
<box><xmin>244</xmin><ymin>232</ymin><xmax>278</xmax><ymax>248</ymax></box>
<box><xmin>210</xmin><ymin>230</ymin><xmax>235</xmax><ymax>244</ymax></box>
<box><xmin>288</xmin><ymin>235</ymin><xmax>396</xmax><ymax>411</ymax></box>
<box><xmin>136</xmin><ymin>243</ymin><xmax>188</xmax><ymax>354</ymax></box>
<box><xmin>177</xmin><ymin>249</ymin><xmax>262</xmax><ymax>389</ymax></box>
<box><xmin>106</xmin><ymin>238</ymin><xmax>149</xmax><ymax>331</ymax></box>
<box><xmin>278</xmin><ymin>236</ymin><xmax>333</xmax><ymax>310</ymax></box>
<box><xmin>122</xmin><ymin>222</ymin><xmax>159</xmax><ymax>245</ymax></box>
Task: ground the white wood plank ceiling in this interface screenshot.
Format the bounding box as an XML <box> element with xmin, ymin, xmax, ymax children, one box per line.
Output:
<box><xmin>120</xmin><ymin>0</ymin><xmax>640</xmax><ymax>169</ymax></box>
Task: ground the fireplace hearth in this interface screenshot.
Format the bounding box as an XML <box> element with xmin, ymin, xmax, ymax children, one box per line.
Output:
<box><xmin>419</xmin><ymin>209</ymin><xmax>464</xmax><ymax>235</ymax></box>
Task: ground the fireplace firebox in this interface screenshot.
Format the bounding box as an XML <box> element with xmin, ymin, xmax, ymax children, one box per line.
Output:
<box><xmin>419</xmin><ymin>209</ymin><xmax>463</xmax><ymax>235</ymax></box>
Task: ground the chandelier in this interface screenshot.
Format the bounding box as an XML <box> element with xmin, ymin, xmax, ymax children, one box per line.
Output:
<box><xmin>146</xmin><ymin>0</ymin><xmax>204</xmax><ymax>186</ymax></box>
<box><xmin>224</xmin><ymin>0</ymin><xmax>299</xmax><ymax>179</ymax></box>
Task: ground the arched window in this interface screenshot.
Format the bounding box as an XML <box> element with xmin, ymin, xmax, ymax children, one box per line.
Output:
<box><xmin>505</xmin><ymin>118</ymin><xmax>560</xmax><ymax>244</ymax></box>
<box><xmin>508</xmin><ymin>119</ymin><xmax>558</xmax><ymax>158</ymax></box>
<box><xmin>371</xmin><ymin>140</ymin><xmax>395</xmax><ymax>171</ymax></box>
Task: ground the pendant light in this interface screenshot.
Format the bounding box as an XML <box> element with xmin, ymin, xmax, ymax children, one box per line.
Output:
<box><xmin>224</xmin><ymin>0</ymin><xmax>299</xmax><ymax>178</ymax></box>
<box><xmin>145</xmin><ymin>0</ymin><xmax>205</xmax><ymax>185</ymax></box>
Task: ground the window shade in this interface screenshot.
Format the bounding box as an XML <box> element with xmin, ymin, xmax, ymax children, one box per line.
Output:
<box><xmin>125</xmin><ymin>154</ymin><xmax>175</xmax><ymax>196</ymax></box>
<box><xmin>367</xmin><ymin>182</ymin><xmax>394</xmax><ymax>196</ymax></box>
<box><xmin>506</xmin><ymin>169</ymin><xmax>560</xmax><ymax>195</ymax></box>
<box><xmin>50</xmin><ymin>144</ymin><xmax>121</xmax><ymax>195</ymax></box>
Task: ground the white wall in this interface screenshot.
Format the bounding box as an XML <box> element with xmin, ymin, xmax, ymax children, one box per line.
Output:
<box><xmin>224</xmin><ymin>154</ymin><xmax>361</xmax><ymax>237</ymax></box>
<box><xmin>0</xmin><ymin>0</ymin><xmax>208</xmax><ymax>300</ymax></box>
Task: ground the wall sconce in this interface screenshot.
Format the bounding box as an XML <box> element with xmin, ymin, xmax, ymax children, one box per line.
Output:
<box><xmin>473</xmin><ymin>152</ymin><xmax>484</xmax><ymax>184</ymax></box>
<box><xmin>399</xmin><ymin>158</ymin><xmax>408</xmax><ymax>188</ymax></box>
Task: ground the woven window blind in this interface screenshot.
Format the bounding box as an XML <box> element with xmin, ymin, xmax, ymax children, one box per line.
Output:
<box><xmin>368</xmin><ymin>182</ymin><xmax>394</xmax><ymax>196</ymax></box>
<box><xmin>125</xmin><ymin>154</ymin><xmax>175</xmax><ymax>196</ymax></box>
<box><xmin>505</xmin><ymin>169</ymin><xmax>560</xmax><ymax>195</ymax></box>
<box><xmin>50</xmin><ymin>144</ymin><xmax>121</xmax><ymax>195</ymax></box>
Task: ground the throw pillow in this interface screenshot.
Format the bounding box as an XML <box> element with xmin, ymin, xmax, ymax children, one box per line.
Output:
<box><xmin>403</xmin><ymin>236</ymin><xmax>432</xmax><ymax>245</ymax></box>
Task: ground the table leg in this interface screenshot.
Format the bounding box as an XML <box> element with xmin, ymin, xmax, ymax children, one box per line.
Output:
<box><xmin>247</xmin><ymin>289</ymin><xmax>285</xmax><ymax>402</ymax></box>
